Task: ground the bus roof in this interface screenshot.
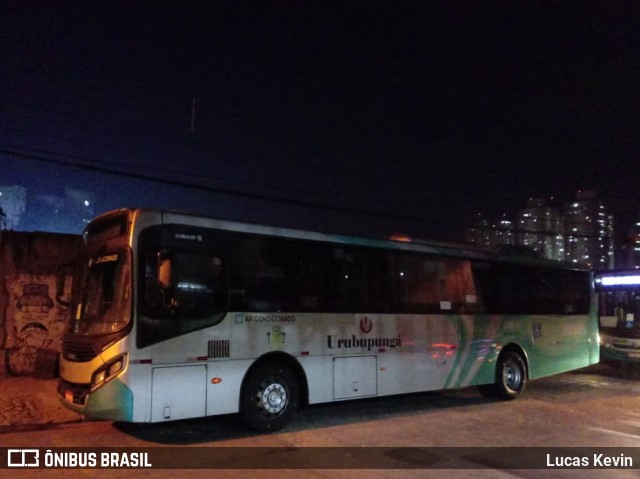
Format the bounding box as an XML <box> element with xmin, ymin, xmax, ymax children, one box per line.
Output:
<box><xmin>88</xmin><ymin>207</ymin><xmax>590</xmax><ymax>271</ymax></box>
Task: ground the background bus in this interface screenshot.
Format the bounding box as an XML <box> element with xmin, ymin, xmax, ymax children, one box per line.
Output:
<box><xmin>58</xmin><ymin>208</ymin><xmax>599</xmax><ymax>431</ymax></box>
<box><xmin>595</xmin><ymin>270</ymin><xmax>640</xmax><ymax>363</ymax></box>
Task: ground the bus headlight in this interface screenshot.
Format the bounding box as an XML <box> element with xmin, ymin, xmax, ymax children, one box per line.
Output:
<box><xmin>94</xmin><ymin>369</ymin><xmax>106</xmax><ymax>386</ymax></box>
<box><xmin>92</xmin><ymin>354</ymin><xmax>127</xmax><ymax>388</ymax></box>
<box><xmin>108</xmin><ymin>357</ymin><xmax>124</xmax><ymax>376</ymax></box>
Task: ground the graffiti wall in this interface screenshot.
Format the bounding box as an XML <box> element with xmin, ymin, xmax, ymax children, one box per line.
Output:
<box><xmin>8</xmin><ymin>274</ymin><xmax>74</xmax><ymax>375</ymax></box>
<box><xmin>0</xmin><ymin>231</ymin><xmax>82</xmax><ymax>375</ymax></box>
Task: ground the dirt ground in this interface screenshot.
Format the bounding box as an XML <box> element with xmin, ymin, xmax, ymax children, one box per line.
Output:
<box><xmin>0</xmin><ymin>375</ymin><xmax>81</xmax><ymax>430</ymax></box>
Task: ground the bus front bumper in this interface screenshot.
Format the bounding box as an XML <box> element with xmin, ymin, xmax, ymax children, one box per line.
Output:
<box><xmin>58</xmin><ymin>378</ymin><xmax>134</xmax><ymax>422</ymax></box>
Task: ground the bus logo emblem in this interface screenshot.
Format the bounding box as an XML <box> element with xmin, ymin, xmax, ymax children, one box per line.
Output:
<box><xmin>359</xmin><ymin>316</ymin><xmax>373</xmax><ymax>334</ymax></box>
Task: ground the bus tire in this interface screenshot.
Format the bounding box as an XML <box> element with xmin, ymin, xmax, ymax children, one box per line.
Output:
<box><xmin>241</xmin><ymin>362</ymin><xmax>299</xmax><ymax>432</ymax></box>
<box><xmin>495</xmin><ymin>351</ymin><xmax>527</xmax><ymax>400</ymax></box>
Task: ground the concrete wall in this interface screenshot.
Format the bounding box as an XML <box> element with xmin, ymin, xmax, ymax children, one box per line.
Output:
<box><xmin>0</xmin><ymin>231</ymin><xmax>82</xmax><ymax>376</ymax></box>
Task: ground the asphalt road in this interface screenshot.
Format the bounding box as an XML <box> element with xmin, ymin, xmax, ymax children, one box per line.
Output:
<box><xmin>2</xmin><ymin>363</ymin><xmax>640</xmax><ymax>479</ymax></box>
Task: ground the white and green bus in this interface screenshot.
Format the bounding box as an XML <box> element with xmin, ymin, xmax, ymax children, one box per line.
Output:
<box><xmin>58</xmin><ymin>208</ymin><xmax>599</xmax><ymax>431</ymax></box>
<box><xmin>595</xmin><ymin>270</ymin><xmax>640</xmax><ymax>363</ymax></box>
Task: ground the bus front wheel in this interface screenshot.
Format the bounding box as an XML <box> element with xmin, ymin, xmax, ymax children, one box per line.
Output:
<box><xmin>241</xmin><ymin>363</ymin><xmax>299</xmax><ymax>432</ymax></box>
<box><xmin>495</xmin><ymin>351</ymin><xmax>527</xmax><ymax>400</ymax></box>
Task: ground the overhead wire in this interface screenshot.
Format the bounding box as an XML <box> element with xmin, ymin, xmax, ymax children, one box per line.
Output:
<box><xmin>0</xmin><ymin>145</ymin><xmax>459</xmax><ymax>230</ymax></box>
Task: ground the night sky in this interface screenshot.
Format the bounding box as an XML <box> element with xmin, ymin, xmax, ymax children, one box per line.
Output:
<box><xmin>2</xmin><ymin>1</ymin><xmax>640</xmax><ymax>241</ymax></box>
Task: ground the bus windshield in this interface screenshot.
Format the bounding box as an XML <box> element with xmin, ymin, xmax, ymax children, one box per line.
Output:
<box><xmin>599</xmin><ymin>289</ymin><xmax>640</xmax><ymax>331</ymax></box>
<box><xmin>69</xmin><ymin>249</ymin><xmax>132</xmax><ymax>336</ymax></box>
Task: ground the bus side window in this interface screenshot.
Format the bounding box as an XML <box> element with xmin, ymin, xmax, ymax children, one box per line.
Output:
<box><xmin>366</xmin><ymin>251</ymin><xmax>392</xmax><ymax>313</ymax></box>
<box><xmin>392</xmin><ymin>253</ymin><xmax>441</xmax><ymax>313</ymax></box>
<box><xmin>440</xmin><ymin>259</ymin><xmax>480</xmax><ymax>313</ymax></box>
<box><xmin>343</xmin><ymin>252</ymin><xmax>367</xmax><ymax>312</ymax></box>
<box><xmin>298</xmin><ymin>243</ymin><xmax>326</xmax><ymax>311</ymax></box>
<box><xmin>172</xmin><ymin>253</ymin><xmax>226</xmax><ymax>312</ymax></box>
<box><xmin>326</xmin><ymin>248</ymin><xmax>367</xmax><ymax>313</ymax></box>
<box><xmin>231</xmin><ymin>237</ymin><xmax>302</xmax><ymax>312</ymax></box>
<box><xmin>142</xmin><ymin>250</ymin><xmax>227</xmax><ymax>316</ymax></box>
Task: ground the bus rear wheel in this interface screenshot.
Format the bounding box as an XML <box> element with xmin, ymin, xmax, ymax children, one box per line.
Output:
<box><xmin>241</xmin><ymin>363</ymin><xmax>299</xmax><ymax>432</ymax></box>
<box><xmin>495</xmin><ymin>351</ymin><xmax>527</xmax><ymax>400</ymax></box>
<box><xmin>478</xmin><ymin>351</ymin><xmax>528</xmax><ymax>400</ymax></box>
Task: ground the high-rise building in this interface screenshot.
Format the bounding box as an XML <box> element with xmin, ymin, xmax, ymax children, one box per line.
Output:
<box><xmin>563</xmin><ymin>190</ymin><xmax>614</xmax><ymax>270</ymax></box>
<box><xmin>465</xmin><ymin>213</ymin><xmax>514</xmax><ymax>250</ymax></box>
<box><xmin>517</xmin><ymin>197</ymin><xmax>565</xmax><ymax>261</ymax></box>
<box><xmin>465</xmin><ymin>213</ymin><xmax>490</xmax><ymax>247</ymax></box>
<box><xmin>466</xmin><ymin>190</ymin><xmax>615</xmax><ymax>269</ymax></box>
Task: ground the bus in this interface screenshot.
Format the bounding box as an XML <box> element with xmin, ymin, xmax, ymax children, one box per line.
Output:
<box><xmin>58</xmin><ymin>208</ymin><xmax>599</xmax><ymax>431</ymax></box>
<box><xmin>595</xmin><ymin>270</ymin><xmax>640</xmax><ymax>363</ymax></box>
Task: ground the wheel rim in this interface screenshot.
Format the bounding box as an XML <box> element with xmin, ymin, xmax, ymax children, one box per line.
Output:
<box><xmin>259</xmin><ymin>381</ymin><xmax>288</xmax><ymax>414</ymax></box>
<box><xmin>503</xmin><ymin>360</ymin><xmax>522</xmax><ymax>391</ymax></box>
